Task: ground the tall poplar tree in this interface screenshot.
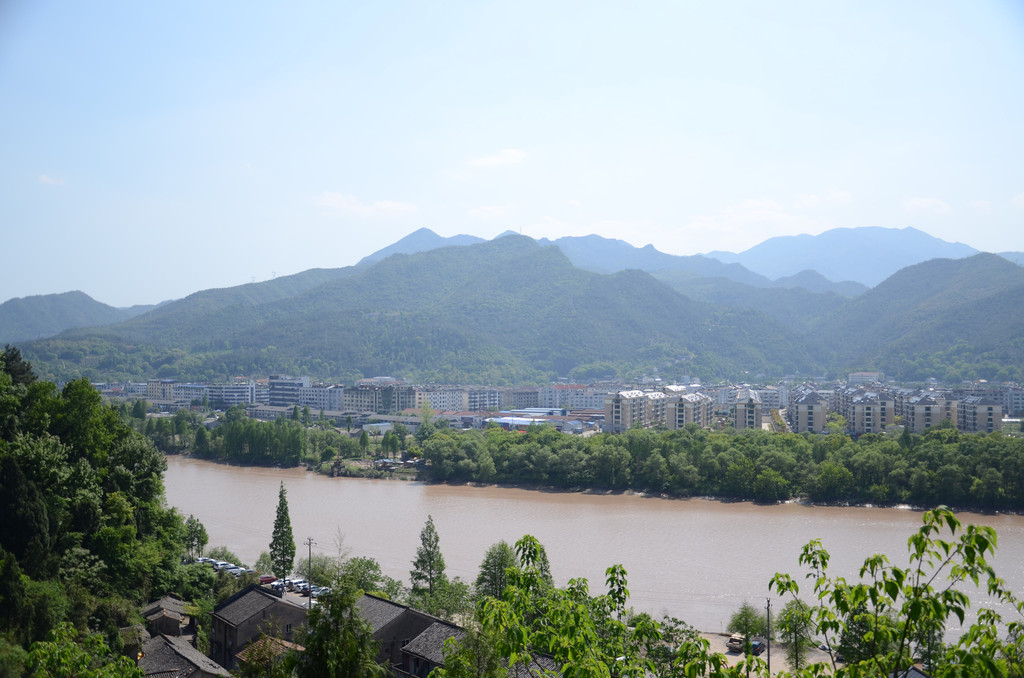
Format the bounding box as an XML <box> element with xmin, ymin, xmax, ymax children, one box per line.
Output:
<box><xmin>270</xmin><ymin>482</ymin><xmax>295</xmax><ymax>580</ymax></box>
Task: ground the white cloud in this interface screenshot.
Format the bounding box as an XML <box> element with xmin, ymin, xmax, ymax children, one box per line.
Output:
<box><xmin>468</xmin><ymin>205</ymin><xmax>510</xmax><ymax>219</ymax></box>
<box><xmin>317</xmin><ymin>192</ymin><xmax>418</xmax><ymax>215</ymax></box>
<box><xmin>466</xmin><ymin>149</ymin><xmax>527</xmax><ymax>167</ymax></box>
<box><xmin>38</xmin><ymin>174</ymin><xmax>63</xmax><ymax>186</ymax></box>
<box><xmin>568</xmin><ymin>199</ymin><xmax>582</xmax><ymax>208</ymax></box>
<box><xmin>971</xmin><ymin>200</ymin><xmax>992</xmax><ymax>211</ymax></box>
<box><xmin>1012</xmin><ymin>193</ymin><xmax>1024</xmax><ymax>208</ymax></box>
<box><xmin>903</xmin><ymin>197</ymin><xmax>951</xmax><ymax>214</ymax></box>
<box><xmin>795</xmin><ymin>193</ymin><xmax>820</xmax><ymax>208</ymax></box>
<box><xmin>827</xmin><ymin>190</ymin><xmax>852</xmax><ymax>204</ymax></box>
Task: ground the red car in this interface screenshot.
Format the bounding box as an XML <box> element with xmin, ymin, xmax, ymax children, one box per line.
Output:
<box><xmin>259</xmin><ymin>575</ymin><xmax>277</xmax><ymax>585</ymax></box>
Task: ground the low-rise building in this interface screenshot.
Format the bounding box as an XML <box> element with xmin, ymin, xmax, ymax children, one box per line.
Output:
<box><xmin>140</xmin><ymin>634</ymin><xmax>231</xmax><ymax>678</ymax></box>
<box><xmin>210</xmin><ymin>585</ymin><xmax>307</xmax><ymax>671</ymax></box>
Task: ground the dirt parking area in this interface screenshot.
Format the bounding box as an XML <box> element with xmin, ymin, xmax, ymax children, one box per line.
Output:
<box><xmin>700</xmin><ymin>633</ymin><xmax>838</xmax><ymax>674</ymax></box>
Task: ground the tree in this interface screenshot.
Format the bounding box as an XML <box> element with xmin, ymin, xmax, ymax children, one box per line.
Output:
<box><xmin>184</xmin><ymin>514</ymin><xmax>208</xmax><ymax>560</ymax></box>
<box><xmin>778</xmin><ymin>598</ymin><xmax>813</xmax><ymax>671</ymax></box>
<box><xmin>358</xmin><ymin>430</ymin><xmax>369</xmax><ymax>457</ymax></box>
<box><xmin>475</xmin><ymin>540</ymin><xmax>518</xmax><ymax>600</ymax></box>
<box><xmin>476</xmin><ymin>535</ymin><xmax>663</xmax><ymax>678</ymax></box>
<box><xmin>269</xmin><ymin>482</ymin><xmax>295</xmax><ymax>580</ymax></box>
<box><xmin>341</xmin><ymin>556</ymin><xmax>403</xmax><ymax>599</ymax></box>
<box><xmin>771</xmin><ymin>506</ymin><xmax>1024</xmax><ymax>677</ymax></box>
<box><xmin>294</xmin><ymin>579</ymin><xmax>386</xmax><ymax>678</ymax></box>
<box><xmin>25</xmin><ymin>622</ymin><xmax>144</xmax><ymax>677</ymax></box>
<box><xmin>1</xmin><ymin>345</ymin><xmax>36</xmax><ymax>386</ymax></box>
<box><xmin>728</xmin><ymin>600</ymin><xmax>768</xmax><ymax>656</ymax></box>
<box><xmin>410</xmin><ymin>515</ymin><xmax>447</xmax><ymax>601</ymax></box>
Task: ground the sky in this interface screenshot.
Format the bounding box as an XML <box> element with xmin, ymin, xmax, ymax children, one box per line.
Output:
<box><xmin>2</xmin><ymin>1</ymin><xmax>1023</xmax><ymax>307</ymax></box>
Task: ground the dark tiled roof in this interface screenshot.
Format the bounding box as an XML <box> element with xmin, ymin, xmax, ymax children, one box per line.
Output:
<box><xmin>235</xmin><ymin>636</ymin><xmax>304</xmax><ymax>665</ymax></box>
<box><xmin>403</xmin><ymin>621</ymin><xmax>465</xmax><ymax>665</ymax></box>
<box><xmin>356</xmin><ymin>594</ymin><xmax>407</xmax><ymax>632</ymax></box>
<box><xmin>214</xmin><ymin>586</ymin><xmax>301</xmax><ymax>627</ymax></box>
<box><xmin>140</xmin><ymin>634</ymin><xmax>231</xmax><ymax>677</ymax></box>
<box><xmin>143</xmin><ymin>596</ymin><xmax>188</xmax><ymax>620</ymax></box>
<box><xmin>507</xmin><ymin>655</ymin><xmax>561</xmax><ymax>678</ymax></box>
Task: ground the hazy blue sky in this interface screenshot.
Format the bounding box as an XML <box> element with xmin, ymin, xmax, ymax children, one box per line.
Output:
<box><xmin>2</xmin><ymin>1</ymin><xmax>1023</xmax><ymax>306</ymax></box>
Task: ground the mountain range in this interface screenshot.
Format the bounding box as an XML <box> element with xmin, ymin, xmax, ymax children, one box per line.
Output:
<box><xmin>7</xmin><ymin>227</ymin><xmax>1024</xmax><ymax>385</ymax></box>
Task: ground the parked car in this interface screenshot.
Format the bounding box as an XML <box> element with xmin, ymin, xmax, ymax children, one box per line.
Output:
<box><xmin>288</xmin><ymin>579</ymin><xmax>308</xmax><ymax>592</ymax></box>
<box><xmin>259</xmin><ymin>575</ymin><xmax>278</xmax><ymax>585</ymax></box>
<box><xmin>270</xmin><ymin>580</ymin><xmax>286</xmax><ymax>591</ymax></box>
<box><xmin>726</xmin><ymin>633</ymin><xmax>744</xmax><ymax>652</ymax></box>
<box><xmin>751</xmin><ymin>639</ymin><xmax>766</xmax><ymax>656</ymax></box>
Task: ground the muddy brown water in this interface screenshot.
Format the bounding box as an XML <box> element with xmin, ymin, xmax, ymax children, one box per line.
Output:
<box><xmin>164</xmin><ymin>455</ymin><xmax>1024</xmax><ymax>634</ymax></box>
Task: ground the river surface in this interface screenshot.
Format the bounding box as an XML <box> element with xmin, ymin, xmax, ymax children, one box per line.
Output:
<box><xmin>163</xmin><ymin>455</ymin><xmax>1024</xmax><ymax>634</ymax></box>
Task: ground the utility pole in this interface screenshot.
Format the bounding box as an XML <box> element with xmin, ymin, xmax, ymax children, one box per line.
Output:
<box><xmin>304</xmin><ymin>536</ymin><xmax>316</xmax><ymax>608</ymax></box>
<box><xmin>765</xmin><ymin>597</ymin><xmax>772</xmax><ymax>675</ymax></box>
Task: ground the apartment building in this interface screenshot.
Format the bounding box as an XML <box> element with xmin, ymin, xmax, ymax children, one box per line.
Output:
<box><xmin>207</xmin><ymin>381</ymin><xmax>257</xmax><ymax>407</ymax></box>
<box><xmin>268</xmin><ymin>375</ymin><xmax>310</xmax><ymax>407</ymax></box>
<box><xmin>297</xmin><ymin>384</ymin><xmax>345</xmax><ymax>412</ymax></box>
<box><xmin>538</xmin><ymin>384</ymin><xmax>588</xmax><ymax>409</ymax></box>
<box><xmin>903</xmin><ymin>393</ymin><xmax>957</xmax><ymax>433</ymax></box>
<box><xmin>846</xmin><ymin>390</ymin><xmax>895</xmax><ymax>435</ymax></box>
<box><xmin>789</xmin><ymin>391</ymin><xmax>825</xmax><ymax>434</ymax></box>
<box><xmin>414</xmin><ymin>387</ymin><xmax>468</xmax><ymax>412</ymax></box>
<box><xmin>172</xmin><ymin>383</ymin><xmax>209</xmax><ymax>406</ymax></box>
<box><xmin>147</xmin><ymin>379</ymin><xmax>177</xmax><ymax>401</ymax></box>
<box><xmin>604</xmin><ymin>390</ymin><xmax>649</xmax><ymax>433</ymax></box>
<box><xmin>958</xmin><ymin>396</ymin><xmax>1003</xmax><ymax>434</ymax></box>
<box><xmin>733</xmin><ymin>389</ymin><xmax>762</xmax><ymax>430</ymax></box>
<box><xmin>665</xmin><ymin>392</ymin><xmax>713</xmax><ymax>429</ymax></box>
<box><xmin>505</xmin><ymin>387</ymin><xmax>540</xmax><ymax>409</ymax></box>
<box><xmin>466</xmin><ymin>387</ymin><xmax>504</xmax><ymax>412</ymax></box>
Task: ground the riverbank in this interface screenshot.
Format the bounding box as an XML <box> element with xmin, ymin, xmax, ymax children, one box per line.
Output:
<box><xmin>164</xmin><ymin>454</ymin><xmax>1024</xmax><ymax>636</ymax></box>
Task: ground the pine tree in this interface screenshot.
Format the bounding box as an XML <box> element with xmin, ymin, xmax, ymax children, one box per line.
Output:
<box><xmin>410</xmin><ymin>515</ymin><xmax>447</xmax><ymax>599</ymax></box>
<box><xmin>270</xmin><ymin>482</ymin><xmax>295</xmax><ymax>580</ymax></box>
<box><xmin>475</xmin><ymin>540</ymin><xmax>518</xmax><ymax>600</ymax></box>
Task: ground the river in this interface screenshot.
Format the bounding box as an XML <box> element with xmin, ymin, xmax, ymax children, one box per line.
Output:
<box><xmin>163</xmin><ymin>455</ymin><xmax>1024</xmax><ymax>634</ymax></box>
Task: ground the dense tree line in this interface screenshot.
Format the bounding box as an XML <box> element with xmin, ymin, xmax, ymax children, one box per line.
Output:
<box><xmin>0</xmin><ymin>346</ymin><xmax>220</xmax><ymax>674</ymax></box>
<box><xmin>418</xmin><ymin>422</ymin><xmax>1024</xmax><ymax>511</ymax></box>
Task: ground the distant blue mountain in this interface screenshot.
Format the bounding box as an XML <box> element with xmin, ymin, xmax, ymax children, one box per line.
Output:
<box><xmin>357</xmin><ymin>227</ymin><xmax>485</xmax><ymax>266</ymax></box>
<box><xmin>706</xmin><ymin>226</ymin><xmax>978</xmax><ymax>287</ymax></box>
<box><xmin>999</xmin><ymin>252</ymin><xmax>1024</xmax><ymax>267</ymax></box>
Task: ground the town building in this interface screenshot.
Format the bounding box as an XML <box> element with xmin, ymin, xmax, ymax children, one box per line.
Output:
<box><xmin>789</xmin><ymin>391</ymin><xmax>826</xmax><ymax>434</ymax></box>
<box><xmin>733</xmin><ymin>389</ymin><xmax>762</xmax><ymax>430</ymax></box>
<box><xmin>268</xmin><ymin>375</ymin><xmax>311</xmax><ymax>407</ymax></box>
<box><xmin>209</xmin><ymin>585</ymin><xmax>307</xmax><ymax>671</ymax></box>
<box><xmin>903</xmin><ymin>393</ymin><xmax>958</xmax><ymax>433</ymax></box>
<box><xmin>665</xmin><ymin>392</ymin><xmax>713</xmax><ymax>429</ymax></box>
<box><xmin>957</xmin><ymin>396</ymin><xmax>1003</xmax><ymax>434</ymax></box>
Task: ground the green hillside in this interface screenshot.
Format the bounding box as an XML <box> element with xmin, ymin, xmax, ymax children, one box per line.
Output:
<box><xmin>15</xmin><ymin>241</ymin><xmax>1024</xmax><ymax>385</ymax></box>
<box><xmin>20</xmin><ymin>236</ymin><xmax>820</xmax><ymax>383</ymax></box>
<box><xmin>0</xmin><ymin>291</ymin><xmax>151</xmax><ymax>344</ymax></box>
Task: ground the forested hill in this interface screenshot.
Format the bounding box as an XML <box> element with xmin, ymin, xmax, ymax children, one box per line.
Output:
<box><xmin>15</xmin><ymin>238</ymin><xmax>1024</xmax><ymax>384</ymax></box>
<box><xmin>0</xmin><ymin>291</ymin><xmax>152</xmax><ymax>344</ymax></box>
<box><xmin>810</xmin><ymin>253</ymin><xmax>1024</xmax><ymax>382</ymax></box>
<box><xmin>21</xmin><ymin>236</ymin><xmax>815</xmax><ymax>384</ymax></box>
